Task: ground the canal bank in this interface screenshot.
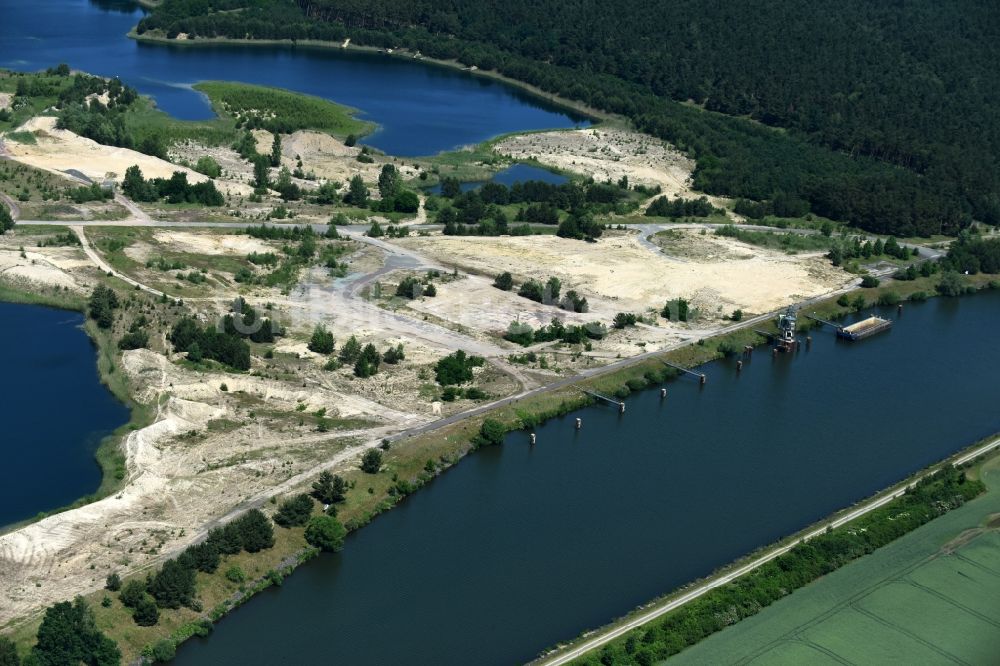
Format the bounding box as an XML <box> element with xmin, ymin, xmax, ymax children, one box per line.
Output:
<box><xmin>164</xmin><ymin>286</ymin><xmax>1000</xmax><ymax>666</ymax></box>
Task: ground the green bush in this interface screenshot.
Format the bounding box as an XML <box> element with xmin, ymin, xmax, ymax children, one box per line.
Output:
<box><xmin>225</xmin><ymin>566</ymin><xmax>246</xmax><ymax>584</ymax></box>
<box><xmin>151</xmin><ymin>639</ymin><xmax>176</xmax><ymax>663</ymax></box>
<box><xmin>304</xmin><ymin>515</ymin><xmax>347</xmax><ymax>552</ymax></box>
<box><xmin>361</xmin><ymin>448</ymin><xmax>383</xmax><ymax>474</ymax></box>
<box><xmin>477</xmin><ymin>418</ymin><xmax>507</xmax><ymax>447</ymax></box>
<box><xmin>273</xmin><ymin>494</ymin><xmax>314</xmax><ymax>528</ymax></box>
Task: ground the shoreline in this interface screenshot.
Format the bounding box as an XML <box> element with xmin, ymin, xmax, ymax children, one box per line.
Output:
<box><xmin>128</xmin><ymin>30</ymin><xmax>610</xmax><ymax>127</ymax></box>
<box><xmin>0</xmin><ymin>285</ymin><xmax>152</xmax><ymax>536</ymax></box>
<box><xmin>1</xmin><ymin>275</ymin><xmax>997</xmax><ymax>658</ymax></box>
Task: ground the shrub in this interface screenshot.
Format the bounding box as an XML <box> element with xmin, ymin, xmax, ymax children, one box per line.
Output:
<box><xmin>119</xmin><ymin>579</ymin><xmax>147</xmax><ymax>608</ymax></box>
<box><xmin>382</xmin><ymin>344</ymin><xmax>405</xmax><ymax>364</ymax></box>
<box><xmin>877</xmin><ymin>291</ymin><xmax>901</xmax><ymax>306</ymax></box>
<box><xmin>477</xmin><ymin>418</ymin><xmax>506</xmax><ymax>447</ymax></box>
<box><xmin>117</xmin><ymin>330</ymin><xmax>149</xmax><ymax>350</ymax></box>
<box><xmin>493</xmin><ymin>272</ymin><xmax>514</xmax><ymax>291</ymax></box>
<box><xmin>304</xmin><ymin>515</ymin><xmax>347</xmax><ymax>552</ymax></box>
<box><xmin>360</xmin><ymin>448</ymin><xmax>383</xmax><ymax>474</ymax></box>
<box><xmin>308</xmin><ymin>324</ymin><xmax>335</xmax><ymax>354</ymax></box>
<box><xmin>151</xmin><ymin>639</ymin><xmax>176</xmax><ymax>663</ymax></box>
<box><xmin>133</xmin><ymin>595</ymin><xmax>159</xmax><ymax>626</ymax></box>
<box><xmin>613</xmin><ymin>312</ymin><xmax>638</xmax><ymax>329</ymax></box>
<box><xmin>434</xmin><ymin>350</ymin><xmax>484</xmax><ymax>385</ymax></box>
<box><xmin>273</xmin><ymin>494</ymin><xmax>314</xmax><ymax>528</ymax></box>
<box><xmin>395</xmin><ymin>276</ymin><xmax>423</xmax><ymax>299</ymax></box>
<box><xmin>105</xmin><ymin>572</ymin><xmax>121</xmax><ymax>591</ymax></box>
<box><xmin>225</xmin><ymin>566</ymin><xmax>246</xmax><ymax>584</ymax></box>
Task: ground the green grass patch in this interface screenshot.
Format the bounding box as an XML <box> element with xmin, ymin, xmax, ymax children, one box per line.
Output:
<box><xmin>715</xmin><ymin>224</ymin><xmax>834</xmax><ymax>253</ymax></box>
<box><xmin>4</xmin><ymin>130</ymin><xmax>36</xmax><ymax>144</ymax></box>
<box><xmin>193</xmin><ymin>81</ymin><xmax>373</xmax><ymax>138</ymax></box>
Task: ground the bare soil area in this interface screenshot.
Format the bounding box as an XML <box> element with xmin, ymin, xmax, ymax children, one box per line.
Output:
<box><xmin>494</xmin><ymin>127</ymin><xmax>694</xmax><ymax>197</ymax></box>
<box><xmin>396</xmin><ymin>229</ymin><xmax>850</xmax><ymax>318</ymax></box>
<box><xmin>6</xmin><ymin>117</ymin><xmax>252</xmax><ymax>197</ymax></box>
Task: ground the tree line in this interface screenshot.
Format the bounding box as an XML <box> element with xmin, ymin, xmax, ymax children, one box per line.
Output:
<box><xmin>122</xmin><ymin>165</ymin><xmax>224</xmax><ymax>206</ymax></box>
<box><xmin>435</xmin><ymin>177</ymin><xmax>622</xmax><ymax>241</ymax></box>
<box><xmin>942</xmin><ymin>231</ymin><xmax>1000</xmax><ymax>275</ymax></box>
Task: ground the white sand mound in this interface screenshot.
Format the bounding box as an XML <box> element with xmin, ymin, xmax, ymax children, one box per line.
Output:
<box><xmin>0</xmin><ymin>249</ymin><xmax>81</xmax><ymax>291</ymax></box>
<box><xmin>7</xmin><ymin>117</ymin><xmax>252</xmax><ymax>196</ymax></box>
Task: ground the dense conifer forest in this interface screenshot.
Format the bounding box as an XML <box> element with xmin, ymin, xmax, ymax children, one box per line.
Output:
<box><xmin>138</xmin><ymin>0</ymin><xmax>1000</xmax><ymax>237</ymax></box>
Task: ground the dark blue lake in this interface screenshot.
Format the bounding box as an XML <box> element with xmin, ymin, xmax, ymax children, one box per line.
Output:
<box><xmin>175</xmin><ymin>292</ymin><xmax>1000</xmax><ymax>665</ymax></box>
<box><xmin>425</xmin><ymin>163</ymin><xmax>569</xmax><ymax>194</ymax></box>
<box><xmin>0</xmin><ymin>0</ymin><xmax>588</xmax><ymax>156</ymax></box>
<box><xmin>0</xmin><ymin>303</ymin><xmax>129</xmax><ymax>527</ymax></box>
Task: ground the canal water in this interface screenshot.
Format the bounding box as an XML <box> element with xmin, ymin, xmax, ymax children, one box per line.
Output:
<box><xmin>0</xmin><ymin>303</ymin><xmax>129</xmax><ymax>527</ymax></box>
<box><xmin>0</xmin><ymin>1</ymin><xmax>587</xmax><ymax>156</ymax></box>
<box><xmin>175</xmin><ymin>292</ymin><xmax>1000</xmax><ymax>665</ymax></box>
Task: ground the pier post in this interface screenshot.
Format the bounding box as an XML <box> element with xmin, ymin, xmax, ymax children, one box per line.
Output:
<box><xmin>772</xmin><ymin>348</ymin><xmax>778</xmax><ymax>358</ymax></box>
<box><xmin>700</xmin><ymin>374</ymin><xmax>707</xmax><ymax>385</ymax></box>
<box><xmin>736</xmin><ymin>360</ymin><xmax>743</xmax><ymax>372</ymax></box>
<box><xmin>660</xmin><ymin>388</ymin><xmax>667</xmax><ymax>399</ymax></box>
<box><xmin>529</xmin><ymin>433</ymin><xmax>536</xmax><ymax>445</ymax></box>
<box><xmin>575</xmin><ymin>418</ymin><xmax>582</xmax><ymax>430</ymax></box>
<box><xmin>619</xmin><ymin>402</ymin><xmax>626</xmax><ymax>414</ymax></box>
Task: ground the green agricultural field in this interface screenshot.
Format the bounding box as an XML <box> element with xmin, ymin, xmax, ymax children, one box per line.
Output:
<box><xmin>667</xmin><ymin>453</ymin><xmax>1000</xmax><ymax>665</ymax></box>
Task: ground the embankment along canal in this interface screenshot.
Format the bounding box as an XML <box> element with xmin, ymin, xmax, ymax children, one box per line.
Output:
<box><xmin>174</xmin><ymin>292</ymin><xmax>1000</xmax><ymax>664</ymax></box>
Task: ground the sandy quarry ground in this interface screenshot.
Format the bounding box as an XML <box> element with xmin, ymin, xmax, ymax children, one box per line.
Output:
<box><xmin>401</xmin><ymin>271</ymin><xmax>593</xmax><ymax>336</ymax></box>
<box><xmin>396</xmin><ymin>229</ymin><xmax>851</xmax><ymax>319</ymax></box>
<box><xmin>0</xmin><ymin>93</ymin><xmax>12</xmax><ymax>111</ymax></box>
<box><xmin>5</xmin><ymin>117</ymin><xmax>252</xmax><ymax>197</ymax></box>
<box><xmin>0</xmin><ymin>345</ymin><xmax>422</xmax><ymax>627</ymax></box>
<box><xmin>278</xmin><ymin>130</ymin><xmax>421</xmax><ymax>187</ymax></box>
<box><xmin>0</xmin><ymin>233</ymin><xmax>92</xmax><ymax>292</ymax></box>
<box><xmin>0</xmin><ymin>226</ymin><xmax>528</xmax><ymax>627</ymax></box>
<box><xmin>170</xmin><ymin>129</ymin><xmax>420</xmax><ymax>204</ymax></box>
<box><xmin>494</xmin><ymin>127</ymin><xmax>696</xmax><ymax>198</ymax></box>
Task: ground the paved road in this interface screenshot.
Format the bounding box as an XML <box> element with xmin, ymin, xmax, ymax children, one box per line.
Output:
<box><xmin>534</xmin><ymin>434</ymin><xmax>1000</xmax><ymax>666</ymax></box>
